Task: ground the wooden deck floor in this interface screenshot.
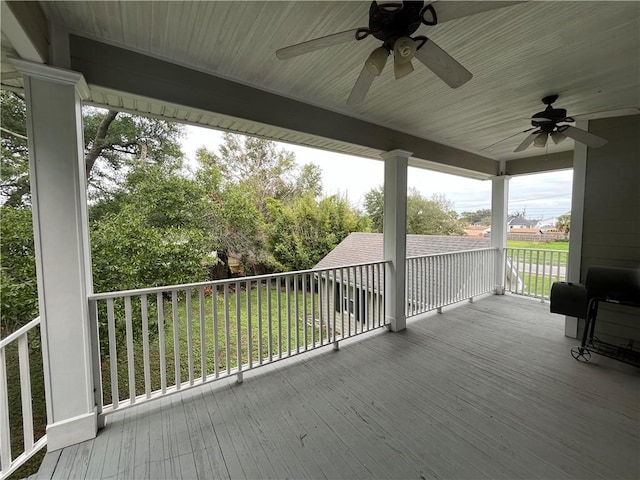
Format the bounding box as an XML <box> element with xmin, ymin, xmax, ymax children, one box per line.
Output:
<box><xmin>36</xmin><ymin>294</ymin><xmax>640</xmax><ymax>480</ymax></box>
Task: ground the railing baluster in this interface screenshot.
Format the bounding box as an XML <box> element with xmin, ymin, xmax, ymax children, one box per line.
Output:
<box><xmin>213</xmin><ymin>285</ymin><xmax>220</xmax><ymax>378</ymax></box>
<box><xmin>186</xmin><ymin>289</ymin><xmax>194</xmax><ymax>386</ymax></box>
<box><xmin>318</xmin><ymin>273</ymin><xmax>324</xmax><ymax>345</ymax></box>
<box><xmin>286</xmin><ymin>277</ymin><xmax>291</xmax><ymax>355</ymax></box>
<box><xmin>257</xmin><ymin>280</ymin><xmax>263</xmax><ymax>364</ymax></box>
<box><xmin>224</xmin><ymin>284</ymin><xmax>231</xmax><ymax>375</ymax></box>
<box><xmin>199</xmin><ymin>286</ymin><xmax>206</xmax><ymax>382</ymax></box>
<box><xmin>157</xmin><ymin>293</ymin><xmax>166</xmax><ymax>394</ymax></box>
<box><xmin>325</xmin><ymin>270</ymin><xmax>331</xmax><ymax>343</ymax></box>
<box><xmin>141</xmin><ymin>294</ymin><xmax>151</xmax><ymax>398</ymax></box>
<box><xmin>277</xmin><ymin>277</ymin><xmax>282</xmax><ymax>358</ymax></box>
<box><xmin>18</xmin><ymin>335</ymin><xmax>33</xmax><ymax>454</ymax></box>
<box><xmin>310</xmin><ymin>274</ymin><xmax>316</xmax><ymax>347</ymax></box>
<box><xmin>0</xmin><ymin>346</ymin><xmax>11</xmax><ymax>473</ymax></box>
<box><xmin>332</xmin><ymin>269</ymin><xmax>337</xmax><ymax>342</ymax></box>
<box><xmin>247</xmin><ymin>280</ymin><xmax>252</xmax><ymax>368</ymax></box>
<box><xmin>346</xmin><ymin>267</ymin><xmax>352</xmax><ymax>337</ymax></box>
<box><xmin>302</xmin><ymin>273</ymin><xmax>308</xmax><ymax>351</ymax></box>
<box><xmin>294</xmin><ymin>274</ymin><xmax>299</xmax><ymax>354</ymax></box>
<box><xmin>236</xmin><ymin>281</ymin><xmax>242</xmax><ymax>382</ymax></box>
<box><xmin>267</xmin><ymin>279</ymin><xmax>273</xmax><ymax>362</ymax></box>
<box><xmin>540</xmin><ymin>250</ymin><xmax>547</xmax><ymax>302</ymax></box>
<box><xmin>106</xmin><ymin>298</ymin><xmax>119</xmax><ymax>408</ymax></box>
<box><xmin>89</xmin><ymin>300</ymin><xmax>103</xmax><ymax>416</ymax></box>
<box><xmin>172</xmin><ymin>291</ymin><xmax>181</xmax><ymax>389</ymax></box>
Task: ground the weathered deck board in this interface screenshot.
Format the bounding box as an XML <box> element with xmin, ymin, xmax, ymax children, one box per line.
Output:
<box><xmin>36</xmin><ymin>294</ymin><xmax>640</xmax><ymax>479</ymax></box>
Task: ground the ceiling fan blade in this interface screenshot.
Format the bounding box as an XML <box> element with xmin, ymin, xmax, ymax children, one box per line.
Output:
<box><xmin>347</xmin><ymin>65</ymin><xmax>376</xmax><ymax>105</ymax></box>
<box><xmin>514</xmin><ymin>132</ymin><xmax>539</xmax><ymax>153</ymax></box>
<box><xmin>414</xmin><ymin>39</ymin><xmax>472</xmax><ymax>88</ymax></box>
<box><xmin>276</xmin><ymin>29</ymin><xmax>362</xmax><ymax>60</ymax></box>
<box><xmin>560</xmin><ymin>125</ymin><xmax>608</xmax><ymax>148</ymax></box>
<box><xmin>480</xmin><ymin>127</ymin><xmax>535</xmax><ymax>151</ymax></box>
<box><xmin>430</xmin><ymin>1</ymin><xmax>522</xmax><ymax>24</ymax></box>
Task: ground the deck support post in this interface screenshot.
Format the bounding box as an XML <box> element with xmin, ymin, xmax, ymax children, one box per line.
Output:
<box><xmin>491</xmin><ymin>170</ymin><xmax>510</xmax><ymax>295</ymax></box>
<box><xmin>381</xmin><ymin>149</ymin><xmax>410</xmax><ymax>332</ymax></box>
<box><xmin>565</xmin><ymin>120</ymin><xmax>588</xmax><ymax>338</ymax></box>
<box><xmin>11</xmin><ymin>59</ymin><xmax>97</xmax><ymax>451</ymax></box>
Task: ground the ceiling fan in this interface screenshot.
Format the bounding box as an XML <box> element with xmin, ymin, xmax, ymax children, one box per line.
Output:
<box><xmin>275</xmin><ymin>1</ymin><xmax>518</xmax><ymax>105</ymax></box>
<box><xmin>514</xmin><ymin>95</ymin><xmax>608</xmax><ymax>152</ymax></box>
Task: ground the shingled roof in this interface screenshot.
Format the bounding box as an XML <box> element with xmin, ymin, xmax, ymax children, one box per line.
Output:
<box><xmin>314</xmin><ymin>232</ymin><xmax>491</xmax><ymax>270</ymax></box>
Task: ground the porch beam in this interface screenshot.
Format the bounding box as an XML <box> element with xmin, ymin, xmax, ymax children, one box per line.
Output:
<box><xmin>382</xmin><ymin>149</ymin><xmax>410</xmax><ymax>332</ymax></box>
<box><xmin>491</xmin><ymin>170</ymin><xmax>510</xmax><ymax>294</ymax></box>
<box><xmin>504</xmin><ymin>151</ymin><xmax>573</xmax><ymax>176</ymax></box>
<box><xmin>1</xmin><ymin>1</ymin><xmax>49</xmax><ymax>63</ymax></box>
<box><xmin>10</xmin><ymin>58</ymin><xmax>97</xmax><ymax>451</ymax></box>
<box><xmin>68</xmin><ymin>35</ymin><xmax>498</xmax><ymax>178</ymax></box>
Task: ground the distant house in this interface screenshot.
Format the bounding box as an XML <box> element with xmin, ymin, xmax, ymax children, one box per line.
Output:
<box><xmin>313</xmin><ymin>233</ymin><xmax>490</xmax><ymax>332</ymax></box>
<box><xmin>508</xmin><ymin>215</ymin><xmax>537</xmax><ymax>229</ymax></box>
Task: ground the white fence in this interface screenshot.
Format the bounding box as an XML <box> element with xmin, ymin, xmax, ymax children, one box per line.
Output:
<box><xmin>405</xmin><ymin>248</ymin><xmax>498</xmax><ymax>317</ymax></box>
<box><xmin>0</xmin><ymin>317</ymin><xmax>47</xmax><ymax>480</ymax></box>
<box><xmin>89</xmin><ymin>261</ymin><xmax>388</xmax><ymax>416</ymax></box>
<box><xmin>504</xmin><ymin>248</ymin><xmax>567</xmax><ymax>301</ymax></box>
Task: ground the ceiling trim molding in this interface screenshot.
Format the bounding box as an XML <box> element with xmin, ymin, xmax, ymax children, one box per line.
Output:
<box><xmin>69</xmin><ymin>34</ymin><xmax>500</xmax><ymax>177</ymax></box>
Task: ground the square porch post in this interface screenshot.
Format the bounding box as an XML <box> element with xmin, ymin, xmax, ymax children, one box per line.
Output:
<box><xmin>491</xmin><ymin>172</ymin><xmax>510</xmax><ymax>294</ymax></box>
<box><xmin>11</xmin><ymin>59</ymin><xmax>97</xmax><ymax>450</ymax></box>
<box><xmin>381</xmin><ymin>149</ymin><xmax>410</xmax><ymax>332</ymax></box>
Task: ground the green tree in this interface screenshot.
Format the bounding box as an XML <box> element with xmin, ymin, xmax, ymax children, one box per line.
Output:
<box><xmin>363</xmin><ymin>186</ymin><xmax>464</xmax><ymax>235</ymax></box>
<box><xmin>0</xmin><ymin>206</ymin><xmax>38</xmax><ymax>332</ymax></box>
<box><xmin>459</xmin><ymin>208</ymin><xmax>492</xmax><ymax>226</ymax></box>
<box><xmin>0</xmin><ymin>91</ymin><xmax>30</xmax><ymax>206</ymax></box>
<box><xmin>363</xmin><ymin>186</ymin><xmax>384</xmax><ymax>233</ymax></box>
<box><xmin>266</xmin><ymin>194</ymin><xmax>369</xmax><ymax>271</ymax></box>
<box><xmin>556</xmin><ymin>213</ymin><xmax>571</xmax><ymax>234</ymax></box>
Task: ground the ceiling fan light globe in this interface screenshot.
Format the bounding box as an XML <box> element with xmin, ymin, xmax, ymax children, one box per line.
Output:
<box><xmin>551</xmin><ymin>132</ymin><xmax>567</xmax><ymax>145</ymax></box>
<box><xmin>393</xmin><ymin>37</ymin><xmax>417</xmax><ymax>64</ymax></box>
<box><xmin>376</xmin><ymin>1</ymin><xmax>403</xmax><ymax>13</ymax></box>
<box><xmin>533</xmin><ymin>132</ymin><xmax>548</xmax><ymax>148</ymax></box>
<box><xmin>365</xmin><ymin>47</ymin><xmax>388</xmax><ymax>76</ymax></box>
<box><xmin>394</xmin><ymin>58</ymin><xmax>414</xmax><ymax>79</ymax></box>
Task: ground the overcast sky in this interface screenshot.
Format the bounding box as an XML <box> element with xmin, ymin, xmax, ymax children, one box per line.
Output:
<box><xmin>183</xmin><ymin>125</ymin><xmax>572</xmax><ymax>220</ymax></box>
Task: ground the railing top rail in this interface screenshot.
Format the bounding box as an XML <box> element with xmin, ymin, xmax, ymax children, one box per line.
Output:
<box><xmin>0</xmin><ymin>316</ymin><xmax>41</xmax><ymax>349</ymax></box>
<box><xmin>506</xmin><ymin>247</ymin><xmax>568</xmax><ymax>254</ymax></box>
<box><xmin>89</xmin><ymin>260</ymin><xmax>390</xmax><ymax>300</ymax></box>
<box><xmin>406</xmin><ymin>247</ymin><xmax>498</xmax><ymax>261</ymax></box>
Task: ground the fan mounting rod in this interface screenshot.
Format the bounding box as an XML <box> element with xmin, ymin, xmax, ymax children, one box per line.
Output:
<box><xmin>367</xmin><ymin>0</ymin><xmax>427</xmax><ymax>50</ymax></box>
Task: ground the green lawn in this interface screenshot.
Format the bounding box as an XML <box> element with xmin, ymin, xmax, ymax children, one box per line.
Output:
<box><xmin>100</xmin><ymin>285</ymin><xmax>325</xmax><ymax>406</ymax></box>
<box><xmin>507</xmin><ymin>239</ymin><xmax>569</xmax><ymax>251</ymax></box>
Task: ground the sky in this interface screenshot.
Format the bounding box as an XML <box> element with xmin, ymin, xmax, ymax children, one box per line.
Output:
<box><xmin>183</xmin><ymin>125</ymin><xmax>573</xmax><ymax>221</ymax></box>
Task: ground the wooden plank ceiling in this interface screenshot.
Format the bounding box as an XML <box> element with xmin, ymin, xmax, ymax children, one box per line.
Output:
<box><xmin>5</xmin><ymin>1</ymin><xmax>640</xmax><ymax>171</ymax></box>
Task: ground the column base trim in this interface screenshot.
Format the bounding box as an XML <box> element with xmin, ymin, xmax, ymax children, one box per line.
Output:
<box><xmin>388</xmin><ymin>315</ymin><xmax>406</xmax><ymax>332</ymax></box>
<box><xmin>46</xmin><ymin>408</ymin><xmax>97</xmax><ymax>451</ymax></box>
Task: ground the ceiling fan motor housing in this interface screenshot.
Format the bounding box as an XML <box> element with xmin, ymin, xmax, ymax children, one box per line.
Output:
<box><xmin>369</xmin><ymin>0</ymin><xmax>424</xmax><ymax>49</ymax></box>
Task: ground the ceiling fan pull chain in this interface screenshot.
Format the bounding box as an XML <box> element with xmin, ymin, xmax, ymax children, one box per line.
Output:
<box><xmin>420</xmin><ymin>4</ymin><xmax>437</xmax><ymax>26</ymax></box>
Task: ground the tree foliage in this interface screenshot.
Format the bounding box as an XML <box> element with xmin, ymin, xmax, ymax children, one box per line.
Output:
<box><xmin>266</xmin><ymin>194</ymin><xmax>369</xmax><ymax>271</ymax></box>
<box><xmin>0</xmin><ymin>91</ymin><xmax>30</xmax><ymax>206</ymax></box>
<box><xmin>363</xmin><ymin>186</ymin><xmax>464</xmax><ymax>235</ymax></box>
<box><xmin>556</xmin><ymin>213</ymin><xmax>571</xmax><ymax>234</ymax></box>
<box><xmin>459</xmin><ymin>208</ymin><xmax>492</xmax><ymax>226</ymax></box>
<box><xmin>0</xmin><ymin>206</ymin><xmax>38</xmax><ymax>332</ymax></box>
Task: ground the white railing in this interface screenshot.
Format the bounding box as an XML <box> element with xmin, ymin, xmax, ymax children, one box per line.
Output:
<box><xmin>504</xmin><ymin>248</ymin><xmax>568</xmax><ymax>301</ymax></box>
<box><xmin>0</xmin><ymin>317</ymin><xmax>47</xmax><ymax>480</ymax></box>
<box><xmin>89</xmin><ymin>261</ymin><xmax>388</xmax><ymax>416</ymax></box>
<box><xmin>405</xmin><ymin>248</ymin><xmax>497</xmax><ymax>318</ymax></box>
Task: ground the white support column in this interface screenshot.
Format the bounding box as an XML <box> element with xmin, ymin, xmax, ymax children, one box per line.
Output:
<box><xmin>11</xmin><ymin>58</ymin><xmax>97</xmax><ymax>451</ymax></box>
<box><xmin>491</xmin><ymin>172</ymin><xmax>510</xmax><ymax>294</ymax></box>
<box><xmin>381</xmin><ymin>149</ymin><xmax>410</xmax><ymax>332</ymax></box>
<box><xmin>565</xmin><ymin>120</ymin><xmax>589</xmax><ymax>338</ymax></box>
